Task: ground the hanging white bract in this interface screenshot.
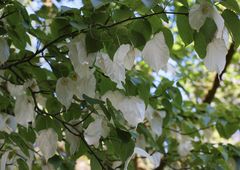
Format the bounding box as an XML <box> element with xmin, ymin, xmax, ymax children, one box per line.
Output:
<box><xmin>124</xmin><ymin>147</ymin><xmax>162</xmax><ymax>170</ymax></box>
<box><xmin>14</xmin><ymin>94</ymin><xmax>35</xmax><ymax>126</ymax></box>
<box><xmin>56</xmin><ymin>77</ymin><xmax>75</xmax><ymax>109</ymax></box>
<box><xmin>0</xmin><ymin>37</ymin><xmax>10</xmax><ymax>64</ymax></box>
<box><xmin>142</xmin><ymin>32</ymin><xmax>170</xmax><ymax>72</ymax></box>
<box><xmin>103</xmin><ymin>91</ymin><xmax>145</xmax><ymax>127</ymax></box>
<box><xmin>84</xmin><ymin>116</ymin><xmax>110</xmax><ymax>147</ymax></box>
<box><xmin>35</xmin><ymin>128</ymin><xmax>58</xmax><ymax>161</ymax></box>
<box><xmin>96</xmin><ymin>44</ymin><xmax>139</xmax><ymax>89</ymax></box>
<box><xmin>204</xmin><ymin>38</ymin><xmax>228</xmax><ymax>75</ymax></box>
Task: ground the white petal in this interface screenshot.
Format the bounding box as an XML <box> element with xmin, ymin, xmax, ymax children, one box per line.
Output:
<box><xmin>150</xmin><ymin>152</ymin><xmax>163</xmax><ymax>168</ymax></box>
<box><xmin>84</xmin><ymin>116</ymin><xmax>109</xmax><ymax>147</ymax></box>
<box><xmin>0</xmin><ymin>38</ymin><xmax>10</xmax><ymax>64</ymax></box>
<box><xmin>222</xmin><ymin>27</ymin><xmax>229</xmax><ymax>48</ymax></box>
<box><xmin>14</xmin><ymin>94</ymin><xmax>35</xmax><ymax>126</ymax></box>
<box><xmin>150</xmin><ymin>115</ymin><xmax>163</xmax><ymax>137</ymax></box>
<box><xmin>189</xmin><ymin>2</ymin><xmax>212</xmax><ymax>31</ymax></box>
<box><xmin>119</xmin><ymin>96</ymin><xmax>145</xmax><ymax>127</ymax></box>
<box><xmin>23</xmin><ymin>79</ymin><xmax>39</xmax><ymax>92</ymax></box>
<box><xmin>73</xmin><ymin>71</ymin><xmax>96</xmax><ymax>100</ymax></box>
<box><xmin>56</xmin><ymin>77</ymin><xmax>74</xmax><ymax>109</ymax></box>
<box><xmin>7</xmin><ymin>82</ymin><xmax>25</xmax><ymax>97</ymax></box>
<box><xmin>4</xmin><ymin>115</ymin><xmax>17</xmax><ymax>133</ymax></box>
<box><xmin>177</xmin><ymin>139</ymin><xmax>192</xmax><ymax>157</ymax></box>
<box><xmin>1</xmin><ymin>151</ymin><xmax>9</xmax><ymax>170</ymax></box>
<box><xmin>141</xmin><ymin>0</ymin><xmax>153</xmax><ymax>8</ymax></box>
<box><xmin>68</xmin><ymin>34</ymin><xmax>96</xmax><ymax>76</ymax></box>
<box><xmin>124</xmin><ymin>147</ymin><xmax>162</xmax><ymax>170</ymax></box>
<box><xmin>35</xmin><ymin>128</ymin><xmax>58</xmax><ymax>161</ymax></box>
<box><xmin>103</xmin><ymin>91</ymin><xmax>145</xmax><ymax>127</ymax></box>
<box><xmin>124</xmin><ymin>47</ymin><xmax>140</xmax><ymax>70</ymax></box>
<box><xmin>65</xmin><ymin>121</ymin><xmax>82</xmax><ymax>155</ymax></box>
<box><xmin>114</xmin><ymin>44</ymin><xmax>131</xmax><ymax>66</ymax></box>
<box><xmin>211</xmin><ymin>8</ymin><xmax>225</xmax><ymax>39</ymax></box>
<box><xmin>204</xmin><ymin>38</ymin><xmax>228</xmax><ymax>75</ymax></box>
<box><xmin>91</xmin><ymin>0</ymin><xmax>103</xmax><ymax>8</ymax></box>
<box><xmin>142</xmin><ymin>32</ymin><xmax>170</xmax><ymax>72</ymax></box>
<box><xmin>96</xmin><ymin>53</ymin><xmax>126</xmax><ymax>89</ymax></box>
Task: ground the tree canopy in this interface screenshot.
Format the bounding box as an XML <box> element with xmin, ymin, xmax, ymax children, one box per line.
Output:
<box><xmin>0</xmin><ymin>0</ymin><xmax>240</xmax><ymax>169</ymax></box>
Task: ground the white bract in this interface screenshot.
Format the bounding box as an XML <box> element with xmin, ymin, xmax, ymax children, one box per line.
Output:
<box><xmin>103</xmin><ymin>91</ymin><xmax>145</xmax><ymax>127</ymax></box>
<box><xmin>204</xmin><ymin>38</ymin><xmax>228</xmax><ymax>75</ymax></box>
<box><xmin>7</xmin><ymin>82</ymin><xmax>25</xmax><ymax>97</ymax></box>
<box><xmin>189</xmin><ymin>1</ymin><xmax>227</xmax><ymax>40</ymax></box>
<box><xmin>177</xmin><ymin>137</ymin><xmax>193</xmax><ymax>157</ymax></box>
<box><xmin>96</xmin><ymin>44</ymin><xmax>139</xmax><ymax>89</ymax></box>
<box><xmin>35</xmin><ymin>128</ymin><xmax>58</xmax><ymax>161</ymax></box>
<box><xmin>124</xmin><ymin>47</ymin><xmax>141</xmax><ymax>70</ymax></box>
<box><xmin>84</xmin><ymin>116</ymin><xmax>110</xmax><ymax>147</ymax></box>
<box><xmin>0</xmin><ymin>37</ymin><xmax>10</xmax><ymax>64</ymax></box>
<box><xmin>96</xmin><ymin>52</ymin><xmax>125</xmax><ymax>89</ymax></box>
<box><xmin>14</xmin><ymin>94</ymin><xmax>35</xmax><ymax>126</ymax></box>
<box><xmin>73</xmin><ymin>71</ymin><xmax>96</xmax><ymax>100</ymax></box>
<box><xmin>68</xmin><ymin>34</ymin><xmax>95</xmax><ymax>77</ymax></box>
<box><xmin>56</xmin><ymin>77</ymin><xmax>75</xmax><ymax>109</ymax></box>
<box><xmin>124</xmin><ymin>147</ymin><xmax>162</xmax><ymax>170</ymax></box>
<box><xmin>0</xmin><ymin>151</ymin><xmax>9</xmax><ymax>170</ymax></box>
<box><xmin>189</xmin><ymin>1</ymin><xmax>212</xmax><ymax>32</ymax></box>
<box><xmin>0</xmin><ymin>114</ymin><xmax>17</xmax><ymax>133</ymax></box>
<box><xmin>142</xmin><ymin>32</ymin><xmax>170</xmax><ymax>72</ymax></box>
<box><xmin>146</xmin><ymin>106</ymin><xmax>166</xmax><ymax>137</ymax></box>
<box><xmin>65</xmin><ymin>120</ymin><xmax>82</xmax><ymax>155</ymax></box>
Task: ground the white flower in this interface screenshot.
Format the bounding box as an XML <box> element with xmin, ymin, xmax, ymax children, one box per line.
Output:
<box><xmin>35</xmin><ymin>128</ymin><xmax>58</xmax><ymax>161</ymax></box>
<box><xmin>68</xmin><ymin>34</ymin><xmax>96</xmax><ymax>76</ymax></box>
<box><xmin>84</xmin><ymin>116</ymin><xmax>110</xmax><ymax>147</ymax></box>
<box><xmin>177</xmin><ymin>137</ymin><xmax>193</xmax><ymax>157</ymax></box>
<box><xmin>56</xmin><ymin>77</ymin><xmax>75</xmax><ymax>109</ymax></box>
<box><xmin>7</xmin><ymin>82</ymin><xmax>25</xmax><ymax>97</ymax></box>
<box><xmin>96</xmin><ymin>44</ymin><xmax>139</xmax><ymax>89</ymax></box>
<box><xmin>65</xmin><ymin>120</ymin><xmax>82</xmax><ymax>155</ymax></box>
<box><xmin>103</xmin><ymin>91</ymin><xmax>145</xmax><ymax>127</ymax></box>
<box><xmin>189</xmin><ymin>1</ymin><xmax>227</xmax><ymax>40</ymax></box>
<box><xmin>204</xmin><ymin>38</ymin><xmax>228</xmax><ymax>75</ymax></box>
<box><xmin>142</xmin><ymin>32</ymin><xmax>170</xmax><ymax>72</ymax></box>
<box><xmin>189</xmin><ymin>1</ymin><xmax>212</xmax><ymax>32</ymax></box>
<box><xmin>23</xmin><ymin>79</ymin><xmax>40</xmax><ymax>92</ymax></box>
<box><xmin>146</xmin><ymin>106</ymin><xmax>166</xmax><ymax>137</ymax></box>
<box><xmin>0</xmin><ymin>114</ymin><xmax>17</xmax><ymax>133</ymax></box>
<box><xmin>96</xmin><ymin>52</ymin><xmax>126</xmax><ymax>89</ymax></box>
<box><xmin>73</xmin><ymin>71</ymin><xmax>96</xmax><ymax>100</ymax></box>
<box><xmin>14</xmin><ymin>94</ymin><xmax>35</xmax><ymax>126</ymax></box>
<box><xmin>124</xmin><ymin>47</ymin><xmax>141</xmax><ymax>70</ymax></box>
<box><xmin>0</xmin><ymin>37</ymin><xmax>10</xmax><ymax>64</ymax></box>
<box><xmin>124</xmin><ymin>147</ymin><xmax>162</xmax><ymax>170</ymax></box>
<box><xmin>1</xmin><ymin>151</ymin><xmax>10</xmax><ymax>170</ymax></box>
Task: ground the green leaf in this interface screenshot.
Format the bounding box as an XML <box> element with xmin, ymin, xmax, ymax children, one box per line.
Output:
<box><xmin>194</xmin><ymin>31</ymin><xmax>207</xmax><ymax>58</ymax></box>
<box><xmin>86</xmin><ymin>32</ymin><xmax>103</xmax><ymax>53</ymax></box>
<box><xmin>161</xmin><ymin>27</ymin><xmax>174</xmax><ymax>49</ymax></box>
<box><xmin>176</xmin><ymin>6</ymin><xmax>194</xmax><ymax>45</ymax></box>
<box><xmin>220</xmin><ymin>0</ymin><xmax>240</xmax><ymax>13</ymax></box>
<box><xmin>130</xmin><ymin>19</ymin><xmax>152</xmax><ymax>42</ymax></box>
<box><xmin>17</xmin><ymin>159</ymin><xmax>29</xmax><ymax>170</ymax></box>
<box><xmin>10</xmin><ymin>133</ymin><xmax>29</xmax><ymax>157</ymax></box>
<box><xmin>222</xmin><ymin>9</ymin><xmax>240</xmax><ymax>47</ymax></box>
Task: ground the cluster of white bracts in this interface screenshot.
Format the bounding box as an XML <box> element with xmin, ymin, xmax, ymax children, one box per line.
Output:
<box><xmin>189</xmin><ymin>0</ymin><xmax>229</xmax><ymax>76</ymax></box>
<box><xmin>55</xmin><ymin>31</ymin><xmax>170</xmax><ymax>167</ymax></box>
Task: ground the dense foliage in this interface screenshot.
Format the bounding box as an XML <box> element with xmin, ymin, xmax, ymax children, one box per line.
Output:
<box><xmin>0</xmin><ymin>0</ymin><xmax>240</xmax><ymax>169</ymax></box>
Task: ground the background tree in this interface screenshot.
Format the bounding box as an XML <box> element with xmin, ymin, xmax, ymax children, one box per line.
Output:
<box><xmin>0</xmin><ymin>0</ymin><xmax>240</xmax><ymax>169</ymax></box>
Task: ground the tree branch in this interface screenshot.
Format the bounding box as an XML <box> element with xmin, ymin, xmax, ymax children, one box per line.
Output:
<box><xmin>203</xmin><ymin>43</ymin><xmax>235</xmax><ymax>103</ymax></box>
